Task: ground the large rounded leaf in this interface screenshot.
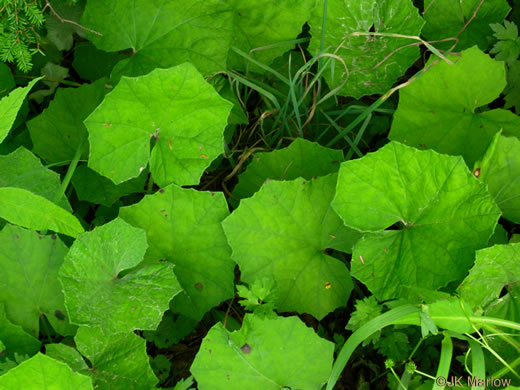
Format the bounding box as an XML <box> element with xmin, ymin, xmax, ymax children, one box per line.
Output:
<box><xmin>389</xmin><ymin>46</ymin><xmax>520</xmax><ymax>166</ymax></box>
<box><xmin>0</xmin><ymin>353</ymin><xmax>92</xmax><ymax>390</ymax></box>
<box><xmin>308</xmin><ymin>0</ymin><xmax>424</xmax><ymax>98</ymax></box>
<box><xmin>191</xmin><ymin>314</ymin><xmax>334</xmax><ymax>390</ymax></box>
<box><xmin>223</xmin><ymin>174</ymin><xmax>360</xmax><ymax>320</ymax></box>
<box><xmin>459</xmin><ymin>243</ymin><xmax>520</xmax><ymax>310</ymax></box>
<box><xmin>332</xmin><ymin>142</ymin><xmax>500</xmax><ymax>300</ymax></box>
<box><xmin>0</xmin><ymin>225</ymin><xmax>75</xmax><ymax>337</ymax></box>
<box><xmin>85</xmin><ymin>64</ymin><xmax>233</xmax><ymax>186</ymax></box>
<box><xmin>119</xmin><ymin>185</ymin><xmax>234</xmax><ymax>321</ymax></box>
<box><xmin>75</xmin><ymin>327</ymin><xmax>157</xmax><ymax>390</ymax></box>
<box><xmin>58</xmin><ymin>218</ymin><xmax>181</xmax><ymax>334</ymax></box>
<box><xmin>476</xmin><ymin>132</ymin><xmax>520</xmax><ymax>224</ymax></box>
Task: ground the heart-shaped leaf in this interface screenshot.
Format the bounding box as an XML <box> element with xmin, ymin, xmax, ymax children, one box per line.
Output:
<box><xmin>223</xmin><ymin>174</ymin><xmax>360</xmax><ymax>319</ymax></box>
<box><xmin>332</xmin><ymin>142</ymin><xmax>500</xmax><ymax>300</ymax></box>
<box><xmin>85</xmin><ymin>63</ymin><xmax>232</xmax><ymax>186</ymax></box>
<box><xmin>59</xmin><ymin>218</ymin><xmax>181</xmax><ymax>334</ymax></box>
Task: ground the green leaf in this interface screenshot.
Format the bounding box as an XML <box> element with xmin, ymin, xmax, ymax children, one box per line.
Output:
<box><xmin>46</xmin><ymin>0</ymin><xmax>86</xmax><ymax>51</ymax></box>
<box><xmin>223</xmin><ymin>174</ymin><xmax>359</xmax><ymax>320</ymax></box>
<box><xmin>0</xmin><ymin>225</ymin><xmax>75</xmax><ymax>337</ymax></box>
<box><xmin>237</xmin><ymin>277</ymin><xmax>277</xmax><ymax>317</ymax></box>
<box><xmin>476</xmin><ymin>133</ymin><xmax>520</xmax><ymax>224</ymax></box>
<box><xmin>119</xmin><ymin>185</ymin><xmax>234</xmax><ymax>321</ymax></box>
<box><xmin>27</xmin><ymin>79</ymin><xmax>106</xmax><ymax>164</ymax></box>
<box><xmin>191</xmin><ymin>314</ymin><xmax>334</xmax><ymax>390</ymax></box>
<box><xmin>422</xmin><ymin>0</ymin><xmax>511</xmax><ymax>50</ymax></box>
<box><xmin>392</xmin><ymin>298</ymin><xmax>474</xmax><ymax>334</ymax></box>
<box><xmin>85</xmin><ymin>64</ymin><xmax>232</xmax><ymax>186</ymax></box>
<box><xmin>226</xmin><ymin>0</ymin><xmax>314</xmax><ymax>72</ymax></box>
<box><xmin>346</xmin><ymin>296</ymin><xmax>383</xmax><ymax>346</ymax></box>
<box><xmin>58</xmin><ymin>218</ymin><xmax>181</xmax><ymax>334</ymax></box>
<box><xmin>308</xmin><ymin>0</ymin><xmax>424</xmax><ymax>98</ymax></box>
<box><xmin>0</xmin><ymin>353</ymin><xmax>92</xmax><ymax>390</ymax></box>
<box><xmin>490</xmin><ymin>21</ymin><xmax>520</xmax><ymax>64</ymax></box>
<box><xmin>0</xmin><ymin>304</ymin><xmax>40</xmax><ymax>360</ymax></box>
<box><xmin>72</xmin><ymin>42</ymin><xmax>120</xmax><ymax>82</ymax></box>
<box><xmin>489</xmin><ymin>223</ymin><xmax>509</xmax><ymax>246</ymax></box>
<box><xmin>75</xmin><ymin>326</ymin><xmax>158</xmax><ymax>390</ymax></box>
<box><xmin>71</xmin><ymin>164</ymin><xmax>147</xmax><ymax>207</ymax></box>
<box><xmin>459</xmin><ymin>243</ymin><xmax>520</xmax><ymax>310</ymax></box>
<box><xmin>505</xmin><ymin>61</ymin><xmax>520</xmax><ymax>112</ymax></box>
<box><xmin>0</xmin><ymin>63</ymin><xmax>15</xmax><ymax>99</ymax></box>
<box><xmin>29</xmin><ymin>63</ymin><xmax>69</xmax><ymax>103</ymax></box>
<box><xmin>142</xmin><ymin>311</ymin><xmax>198</xmax><ymax>349</ymax></box>
<box><xmin>485</xmin><ymin>284</ymin><xmax>520</xmax><ymax>324</ymax></box>
<box><xmin>0</xmin><ymin>147</ymin><xmax>71</xmax><ymax>211</ymax></box>
<box><xmin>376</xmin><ymin>331</ymin><xmax>410</xmax><ymax>362</ymax></box>
<box><xmin>332</xmin><ymin>142</ymin><xmax>500</xmax><ymax>300</ymax></box>
<box><xmin>0</xmin><ymin>187</ymin><xmax>84</xmax><ymax>238</ymax></box>
<box><xmin>389</xmin><ymin>46</ymin><xmax>520</xmax><ymax>166</ymax></box>
<box><xmin>232</xmin><ymin>138</ymin><xmax>343</xmax><ymax>202</ymax></box>
<box><xmin>0</xmin><ymin>78</ymin><xmax>41</xmax><ymax>144</ymax></box>
<box><xmin>81</xmin><ymin>0</ymin><xmax>232</xmax><ymax>78</ymax></box>
<box><xmin>45</xmin><ymin>343</ymin><xmax>88</xmax><ymax>373</ymax></box>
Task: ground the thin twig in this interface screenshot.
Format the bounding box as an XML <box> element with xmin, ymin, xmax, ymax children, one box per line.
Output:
<box><xmin>43</xmin><ymin>0</ymin><xmax>102</xmax><ymax>36</ymax></box>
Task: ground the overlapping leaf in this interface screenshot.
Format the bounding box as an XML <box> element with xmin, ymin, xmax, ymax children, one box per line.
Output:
<box><xmin>475</xmin><ymin>132</ymin><xmax>520</xmax><ymax>224</ymax></box>
<box><xmin>422</xmin><ymin>0</ymin><xmax>511</xmax><ymax>50</ymax></box>
<box><xmin>71</xmin><ymin>164</ymin><xmax>147</xmax><ymax>207</ymax></box>
<box><xmin>332</xmin><ymin>142</ymin><xmax>500</xmax><ymax>300</ymax></box>
<box><xmin>45</xmin><ymin>343</ymin><xmax>88</xmax><ymax>373</ymax></box>
<box><xmin>232</xmin><ymin>138</ymin><xmax>343</xmax><ymax>201</ymax></box>
<box><xmin>59</xmin><ymin>218</ymin><xmax>181</xmax><ymax>334</ymax></box>
<box><xmin>27</xmin><ymin>79</ymin><xmax>106</xmax><ymax>164</ymax></box>
<box><xmin>0</xmin><ymin>225</ymin><xmax>75</xmax><ymax>337</ymax></box>
<box><xmin>81</xmin><ymin>0</ymin><xmax>232</xmax><ymax>78</ymax></box>
<box><xmin>0</xmin><ymin>147</ymin><xmax>71</xmax><ymax>211</ymax></box>
<box><xmin>0</xmin><ymin>78</ymin><xmax>41</xmax><ymax>144</ymax></box>
<box><xmin>85</xmin><ymin>64</ymin><xmax>232</xmax><ymax>186</ymax></box>
<box><xmin>191</xmin><ymin>314</ymin><xmax>334</xmax><ymax>390</ymax></box>
<box><xmin>308</xmin><ymin>0</ymin><xmax>424</xmax><ymax>98</ymax></box>
<box><xmin>119</xmin><ymin>185</ymin><xmax>234</xmax><ymax>321</ymax></box>
<box><xmin>226</xmin><ymin>0</ymin><xmax>314</xmax><ymax>71</ymax></box>
<box><xmin>81</xmin><ymin>0</ymin><xmax>314</xmax><ymax>79</ymax></box>
<box><xmin>75</xmin><ymin>327</ymin><xmax>158</xmax><ymax>390</ymax></box>
<box><xmin>459</xmin><ymin>243</ymin><xmax>520</xmax><ymax>309</ymax></box>
<box><xmin>390</xmin><ymin>46</ymin><xmax>520</xmax><ymax>166</ymax></box>
<box><xmin>0</xmin><ymin>353</ymin><xmax>93</xmax><ymax>390</ymax></box>
<box><xmin>223</xmin><ymin>174</ymin><xmax>360</xmax><ymax>319</ymax></box>
<box><xmin>0</xmin><ymin>304</ymin><xmax>40</xmax><ymax>360</ymax></box>
<box><xmin>0</xmin><ymin>188</ymin><xmax>84</xmax><ymax>238</ymax></box>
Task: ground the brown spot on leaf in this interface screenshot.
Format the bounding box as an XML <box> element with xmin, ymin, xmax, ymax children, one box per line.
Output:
<box><xmin>473</xmin><ymin>168</ymin><xmax>481</xmax><ymax>178</ymax></box>
<box><xmin>194</xmin><ymin>282</ymin><xmax>203</xmax><ymax>291</ymax></box>
<box><xmin>240</xmin><ymin>344</ymin><xmax>251</xmax><ymax>354</ymax></box>
<box><xmin>159</xmin><ymin>189</ymin><xmax>165</xmax><ymax>193</ymax></box>
<box><xmin>328</xmin><ymin>234</ymin><xmax>336</xmax><ymax>239</ymax></box>
<box><xmin>325</xmin><ymin>282</ymin><xmax>332</xmax><ymax>289</ymax></box>
<box><xmin>103</xmin><ymin>123</ymin><xmax>112</xmax><ymax>127</ymax></box>
<box><xmin>200</xmin><ymin>154</ymin><xmax>208</xmax><ymax>159</ymax></box>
